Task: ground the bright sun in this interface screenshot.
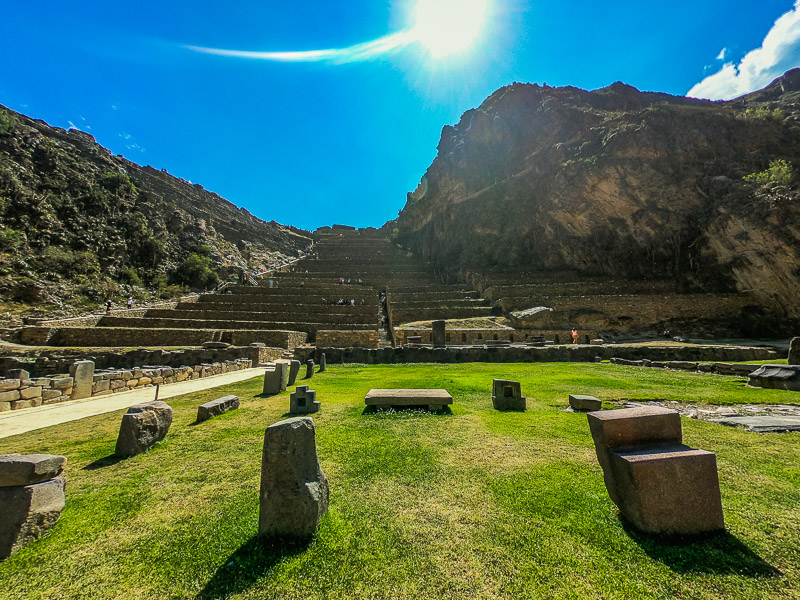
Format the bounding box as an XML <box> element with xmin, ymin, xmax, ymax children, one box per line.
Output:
<box><xmin>413</xmin><ymin>0</ymin><xmax>488</xmax><ymax>57</ymax></box>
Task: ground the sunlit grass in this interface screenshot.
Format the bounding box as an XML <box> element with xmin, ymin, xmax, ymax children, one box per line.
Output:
<box><xmin>0</xmin><ymin>363</ymin><xmax>798</xmax><ymax>599</ymax></box>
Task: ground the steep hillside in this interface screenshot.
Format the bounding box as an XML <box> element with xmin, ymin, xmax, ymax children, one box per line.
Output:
<box><xmin>0</xmin><ymin>105</ymin><xmax>311</xmax><ymax>319</ymax></box>
<box><xmin>393</xmin><ymin>70</ymin><xmax>800</xmax><ymax>325</ymax></box>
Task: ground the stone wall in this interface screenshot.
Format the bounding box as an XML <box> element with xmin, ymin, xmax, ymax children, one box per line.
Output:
<box><xmin>0</xmin><ymin>358</ymin><xmax>253</xmax><ymax>412</ymax></box>
<box><xmin>316</xmin><ymin>344</ymin><xmax>778</xmax><ymax>365</ymax></box>
<box><xmin>316</xmin><ymin>330</ymin><xmax>380</xmax><ymax>349</ymax></box>
<box><xmin>395</xmin><ymin>328</ymin><xmax>517</xmax><ymax>345</ymax></box>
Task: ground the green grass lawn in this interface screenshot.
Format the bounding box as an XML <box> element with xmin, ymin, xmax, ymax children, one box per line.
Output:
<box><xmin>1</xmin><ymin>363</ymin><xmax>798</xmax><ymax>600</ymax></box>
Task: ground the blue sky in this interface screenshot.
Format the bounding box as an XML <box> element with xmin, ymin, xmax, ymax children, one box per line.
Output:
<box><xmin>2</xmin><ymin>1</ymin><xmax>799</xmax><ymax>231</ymax></box>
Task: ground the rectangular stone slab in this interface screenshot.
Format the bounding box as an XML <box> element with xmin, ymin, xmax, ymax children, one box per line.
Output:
<box><xmin>197</xmin><ymin>395</ymin><xmax>240</xmax><ymax>422</ymax></box>
<box><xmin>365</xmin><ymin>389</ymin><xmax>453</xmax><ymax>408</ymax></box>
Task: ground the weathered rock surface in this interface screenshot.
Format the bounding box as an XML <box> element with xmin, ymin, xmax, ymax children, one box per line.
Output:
<box><xmin>491</xmin><ymin>379</ymin><xmax>525</xmax><ymax>411</ymax></box>
<box><xmin>569</xmin><ymin>394</ymin><xmax>602</xmax><ymax>411</ymax></box>
<box><xmin>789</xmin><ymin>337</ymin><xmax>800</xmax><ymax>365</ymax></box>
<box><xmin>259</xmin><ymin>417</ymin><xmax>329</xmax><ymax>538</ymax></box>
<box><xmin>69</xmin><ymin>360</ymin><xmax>94</xmax><ymax>400</ymax></box>
<box><xmin>305</xmin><ymin>360</ymin><xmax>315</xmax><ymax>379</ymax></box>
<box><xmin>196</xmin><ymin>395</ymin><xmax>239</xmax><ymax>422</ymax></box>
<box><xmin>748</xmin><ymin>364</ymin><xmax>800</xmax><ymax>391</ymax></box>
<box><xmin>288</xmin><ymin>360</ymin><xmax>301</xmax><ymax>386</ymax></box>
<box><xmin>0</xmin><ymin>454</ymin><xmax>66</xmax><ymax>487</ymax></box>
<box><xmin>115</xmin><ymin>401</ymin><xmax>173</xmax><ymax>457</ymax></box>
<box><xmin>290</xmin><ymin>386</ymin><xmax>320</xmax><ymax>414</ymax></box>
<box><xmin>0</xmin><ymin>477</ymin><xmax>66</xmax><ymax>559</ymax></box>
<box><xmin>394</xmin><ymin>70</ymin><xmax>800</xmax><ymax>335</ymax></box>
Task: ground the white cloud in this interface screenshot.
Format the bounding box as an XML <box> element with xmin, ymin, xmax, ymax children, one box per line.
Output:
<box><xmin>688</xmin><ymin>1</ymin><xmax>800</xmax><ymax>100</ymax></box>
<box><xmin>716</xmin><ymin>47</ymin><xmax>727</xmax><ymax>61</ymax></box>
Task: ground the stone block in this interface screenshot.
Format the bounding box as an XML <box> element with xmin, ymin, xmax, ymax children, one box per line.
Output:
<box><xmin>110</xmin><ymin>379</ymin><xmax>125</xmax><ymax>390</ymax></box>
<box><xmin>0</xmin><ymin>454</ymin><xmax>67</xmax><ymax>487</ymax></box>
<box><xmin>19</xmin><ymin>386</ymin><xmax>43</xmax><ymax>400</ymax></box>
<box><xmin>126</xmin><ymin>379</ymin><xmax>140</xmax><ymax>388</ymax></box>
<box><xmin>290</xmin><ymin>386</ymin><xmax>320</xmax><ymax>414</ymax></box>
<box><xmin>491</xmin><ymin>379</ymin><xmax>525</xmax><ymax>411</ymax></box>
<box><xmin>50</xmin><ymin>377</ymin><xmax>74</xmax><ymax>390</ymax></box>
<box><xmin>0</xmin><ymin>379</ymin><xmax>21</xmax><ymax>392</ymax></box>
<box><xmin>305</xmin><ymin>360</ymin><xmax>315</xmax><ymax>379</ymax></box>
<box><xmin>115</xmin><ymin>401</ymin><xmax>173</xmax><ymax>457</ymax></box>
<box><xmin>69</xmin><ymin>360</ymin><xmax>95</xmax><ymax>400</ymax></box>
<box><xmin>432</xmin><ymin>320</ymin><xmax>446</xmax><ymax>348</ymax></box>
<box><xmin>263</xmin><ymin>362</ymin><xmax>289</xmax><ymax>395</ymax></box>
<box><xmin>608</xmin><ymin>446</ymin><xmax>724</xmax><ymax>535</ymax></box>
<box><xmin>288</xmin><ymin>360</ymin><xmax>301</xmax><ymax>386</ymax></box>
<box><xmin>748</xmin><ymin>365</ymin><xmax>800</xmax><ymax>391</ymax></box>
<box><xmin>0</xmin><ymin>390</ymin><xmax>21</xmax><ymax>403</ymax></box>
<box><xmin>790</xmin><ymin>337</ymin><xmax>800</xmax><ymax>365</ymax></box>
<box><xmin>0</xmin><ymin>477</ymin><xmax>66</xmax><ymax>559</ymax></box>
<box><xmin>319</xmin><ymin>353</ymin><xmax>326</xmax><ymax>372</ymax></box>
<box><xmin>197</xmin><ymin>395</ymin><xmax>240</xmax><ymax>422</ymax></box>
<box><xmin>42</xmin><ymin>389</ymin><xmax>62</xmax><ymax>401</ymax></box>
<box><xmin>11</xmin><ymin>400</ymin><xmax>33</xmax><ymax>410</ymax></box>
<box><xmin>569</xmin><ymin>394</ymin><xmax>602</xmax><ymax>411</ymax></box>
<box><xmin>6</xmin><ymin>369</ymin><xmax>30</xmax><ymax>381</ymax></box>
<box><xmin>0</xmin><ymin>402</ymin><xmax>9</xmax><ymax>412</ymax></box>
<box><xmin>259</xmin><ymin>417</ymin><xmax>329</xmax><ymax>538</ymax></box>
<box><xmin>590</xmin><ymin>338</ymin><xmax>604</xmax><ymax>345</ymax></box>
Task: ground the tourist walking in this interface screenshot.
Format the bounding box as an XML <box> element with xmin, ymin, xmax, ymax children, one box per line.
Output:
<box><xmin>105</xmin><ymin>300</ymin><xmax>113</xmax><ymax>313</ymax></box>
<box><xmin>126</xmin><ymin>297</ymin><xmax>133</xmax><ymax>310</ymax></box>
<box><xmin>571</xmin><ymin>328</ymin><xmax>579</xmax><ymax>344</ymax></box>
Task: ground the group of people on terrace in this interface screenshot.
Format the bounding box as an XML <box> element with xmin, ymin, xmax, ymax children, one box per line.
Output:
<box><xmin>321</xmin><ymin>298</ymin><xmax>366</xmax><ymax>306</ymax></box>
<box><xmin>338</xmin><ymin>277</ymin><xmax>364</xmax><ymax>285</ymax></box>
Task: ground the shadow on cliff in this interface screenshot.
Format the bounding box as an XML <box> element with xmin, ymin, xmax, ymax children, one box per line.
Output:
<box><xmin>623</xmin><ymin>522</ymin><xmax>780</xmax><ymax>577</ymax></box>
<box><xmin>195</xmin><ymin>535</ymin><xmax>310</xmax><ymax>600</ymax></box>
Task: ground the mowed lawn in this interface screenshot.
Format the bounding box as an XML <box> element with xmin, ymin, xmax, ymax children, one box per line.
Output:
<box><xmin>1</xmin><ymin>363</ymin><xmax>799</xmax><ymax>600</ymax></box>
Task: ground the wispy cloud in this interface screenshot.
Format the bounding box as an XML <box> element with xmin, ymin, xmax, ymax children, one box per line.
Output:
<box><xmin>187</xmin><ymin>31</ymin><xmax>415</xmax><ymax>64</ymax></box>
<box><xmin>688</xmin><ymin>1</ymin><xmax>800</xmax><ymax>99</ymax></box>
<box><xmin>715</xmin><ymin>47</ymin><xmax>727</xmax><ymax>61</ymax></box>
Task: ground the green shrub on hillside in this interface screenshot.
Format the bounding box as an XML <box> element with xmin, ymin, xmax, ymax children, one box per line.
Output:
<box><xmin>0</xmin><ymin>110</ymin><xmax>14</xmax><ymax>134</ymax></box>
<box><xmin>174</xmin><ymin>252</ymin><xmax>218</xmax><ymax>289</ymax></box>
<box><xmin>0</xmin><ymin>228</ymin><xmax>26</xmax><ymax>251</ymax></box>
<box><xmin>37</xmin><ymin>246</ymin><xmax>100</xmax><ymax>276</ymax></box>
<box><xmin>744</xmin><ymin>158</ymin><xmax>794</xmax><ymax>186</ymax></box>
<box><xmin>118</xmin><ymin>266</ymin><xmax>142</xmax><ymax>286</ymax></box>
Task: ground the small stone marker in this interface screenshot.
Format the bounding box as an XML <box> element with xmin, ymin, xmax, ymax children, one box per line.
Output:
<box><xmin>492</xmin><ymin>379</ymin><xmax>525</xmax><ymax>411</ymax></box>
<box><xmin>406</xmin><ymin>336</ymin><xmax>423</xmax><ymax>346</ymax></box>
<box><xmin>365</xmin><ymin>389</ymin><xmax>453</xmax><ymax>412</ymax></box>
<box><xmin>290</xmin><ymin>386</ymin><xmax>320</xmax><ymax>414</ymax></box>
<box><xmin>259</xmin><ymin>417</ymin><xmax>329</xmax><ymax>538</ymax></box>
<box><xmin>319</xmin><ymin>353</ymin><xmax>327</xmax><ymax>372</ymax></box>
<box><xmin>197</xmin><ymin>395</ymin><xmax>240</xmax><ymax>422</ymax></box>
<box><xmin>288</xmin><ymin>360</ymin><xmax>302</xmax><ymax>386</ymax></box>
<box><xmin>789</xmin><ymin>337</ymin><xmax>800</xmax><ymax>365</ymax></box>
<box><xmin>432</xmin><ymin>320</ymin><xmax>446</xmax><ymax>348</ymax></box>
<box><xmin>0</xmin><ymin>453</ymin><xmax>67</xmax><ymax>559</ymax></box>
<box><xmin>69</xmin><ymin>360</ymin><xmax>95</xmax><ymax>400</ymax></box>
<box><xmin>305</xmin><ymin>359</ymin><xmax>315</xmax><ymax>379</ymax></box>
<box><xmin>115</xmin><ymin>401</ymin><xmax>173</xmax><ymax>457</ymax></box>
<box><xmin>569</xmin><ymin>394</ymin><xmax>602</xmax><ymax>411</ymax></box>
<box><xmin>263</xmin><ymin>362</ymin><xmax>289</xmax><ymax>395</ymax></box>
<box><xmin>713</xmin><ymin>415</ymin><xmax>800</xmax><ymax>433</ymax></box>
<box><xmin>748</xmin><ymin>365</ymin><xmax>800</xmax><ymax>391</ymax></box>
<box><xmin>587</xmin><ymin>406</ymin><xmax>724</xmax><ymax>535</ymax></box>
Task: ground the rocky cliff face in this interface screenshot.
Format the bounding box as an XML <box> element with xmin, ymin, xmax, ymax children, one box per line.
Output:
<box><xmin>0</xmin><ymin>105</ymin><xmax>311</xmax><ymax>318</ymax></box>
<box><xmin>394</xmin><ymin>70</ymin><xmax>800</xmax><ymax>323</ymax></box>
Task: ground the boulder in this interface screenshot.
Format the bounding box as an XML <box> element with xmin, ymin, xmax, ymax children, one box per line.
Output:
<box><xmin>491</xmin><ymin>379</ymin><xmax>525</xmax><ymax>411</ymax></box>
<box><xmin>196</xmin><ymin>395</ymin><xmax>240</xmax><ymax>422</ymax></box>
<box><xmin>259</xmin><ymin>417</ymin><xmax>329</xmax><ymax>538</ymax></box>
<box><xmin>789</xmin><ymin>337</ymin><xmax>800</xmax><ymax>365</ymax></box>
<box><xmin>115</xmin><ymin>401</ymin><xmax>173</xmax><ymax>457</ymax></box>
<box><xmin>0</xmin><ymin>454</ymin><xmax>67</xmax><ymax>487</ymax></box>
<box><xmin>748</xmin><ymin>365</ymin><xmax>800</xmax><ymax>391</ymax></box>
<box><xmin>0</xmin><ymin>477</ymin><xmax>66</xmax><ymax>559</ymax></box>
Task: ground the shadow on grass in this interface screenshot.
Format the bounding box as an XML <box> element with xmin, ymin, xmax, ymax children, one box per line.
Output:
<box><xmin>623</xmin><ymin>522</ymin><xmax>781</xmax><ymax>577</ymax></box>
<box><xmin>83</xmin><ymin>454</ymin><xmax>126</xmax><ymax>470</ymax></box>
<box><xmin>196</xmin><ymin>534</ymin><xmax>310</xmax><ymax>600</ymax></box>
<box><xmin>361</xmin><ymin>405</ymin><xmax>454</xmax><ymax>416</ymax></box>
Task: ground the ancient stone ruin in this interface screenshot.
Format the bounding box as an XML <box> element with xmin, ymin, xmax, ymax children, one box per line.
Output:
<box><xmin>748</xmin><ymin>365</ymin><xmax>800</xmax><ymax>391</ymax></box>
<box><xmin>587</xmin><ymin>406</ymin><xmax>724</xmax><ymax>535</ymax></box>
<box><xmin>789</xmin><ymin>337</ymin><xmax>799</xmax><ymax>365</ymax></box>
<box><xmin>0</xmin><ymin>454</ymin><xmax>67</xmax><ymax>559</ymax></box>
<box><xmin>319</xmin><ymin>353</ymin><xmax>327</xmax><ymax>372</ymax></box>
<box><xmin>196</xmin><ymin>395</ymin><xmax>240</xmax><ymax>422</ymax></box>
<box><xmin>259</xmin><ymin>417</ymin><xmax>329</xmax><ymax>538</ymax></box>
<box><xmin>305</xmin><ymin>359</ymin><xmax>315</xmax><ymax>379</ymax></box>
<box><xmin>569</xmin><ymin>394</ymin><xmax>602</xmax><ymax>411</ymax></box>
<box><xmin>263</xmin><ymin>362</ymin><xmax>289</xmax><ymax>395</ymax></box>
<box><xmin>290</xmin><ymin>386</ymin><xmax>320</xmax><ymax>415</ymax></box>
<box><xmin>115</xmin><ymin>401</ymin><xmax>174</xmax><ymax>457</ymax></box>
<box><xmin>491</xmin><ymin>379</ymin><xmax>525</xmax><ymax>411</ymax></box>
<box><xmin>288</xmin><ymin>360</ymin><xmax>302</xmax><ymax>386</ymax></box>
<box><xmin>365</xmin><ymin>388</ymin><xmax>453</xmax><ymax>412</ymax></box>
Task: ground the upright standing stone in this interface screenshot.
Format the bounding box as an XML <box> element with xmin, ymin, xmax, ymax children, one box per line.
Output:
<box><xmin>587</xmin><ymin>406</ymin><xmax>724</xmax><ymax>535</ymax></box>
<box><xmin>491</xmin><ymin>379</ymin><xmax>526</xmax><ymax>411</ymax></box>
<box><xmin>0</xmin><ymin>453</ymin><xmax>67</xmax><ymax>559</ymax></box>
<box><xmin>263</xmin><ymin>362</ymin><xmax>289</xmax><ymax>395</ymax></box>
<box><xmin>290</xmin><ymin>386</ymin><xmax>320</xmax><ymax>414</ymax></box>
<box><xmin>69</xmin><ymin>360</ymin><xmax>95</xmax><ymax>400</ymax></box>
<box><xmin>288</xmin><ymin>360</ymin><xmax>302</xmax><ymax>386</ymax></box>
<box><xmin>305</xmin><ymin>360</ymin><xmax>315</xmax><ymax>379</ymax></box>
<box><xmin>115</xmin><ymin>401</ymin><xmax>173</xmax><ymax>457</ymax></box>
<box><xmin>259</xmin><ymin>417</ymin><xmax>329</xmax><ymax>538</ymax></box>
<box><xmin>319</xmin><ymin>353</ymin><xmax>326</xmax><ymax>373</ymax></box>
<box><xmin>432</xmin><ymin>320</ymin><xmax>446</xmax><ymax>348</ymax></box>
<box><xmin>789</xmin><ymin>337</ymin><xmax>800</xmax><ymax>365</ymax></box>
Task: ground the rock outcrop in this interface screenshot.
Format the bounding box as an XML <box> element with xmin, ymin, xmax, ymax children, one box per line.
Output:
<box><xmin>394</xmin><ymin>70</ymin><xmax>800</xmax><ymax>333</ymax></box>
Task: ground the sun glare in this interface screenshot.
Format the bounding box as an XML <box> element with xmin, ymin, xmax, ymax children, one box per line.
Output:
<box><xmin>413</xmin><ymin>0</ymin><xmax>488</xmax><ymax>57</ymax></box>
